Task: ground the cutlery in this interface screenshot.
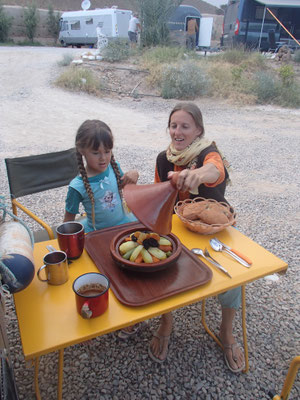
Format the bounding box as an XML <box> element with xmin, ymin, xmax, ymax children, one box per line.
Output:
<box><xmin>212</xmin><ymin>237</ymin><xmax>253</xmax><ymax>265</ymax></box>
<box><xmin>191</xmin><ymin>248</ymin><xmax>232</xmax><ymax>278</ymax></box>
<box><xmin>210</xmin><ymin>238</ymin><xmax>251</xmax><ymax>268</ymax></box>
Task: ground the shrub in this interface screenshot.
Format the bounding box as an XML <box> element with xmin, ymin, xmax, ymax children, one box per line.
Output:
<box><xmin>102</xmin><ymin>39</ymin><xmax>130</xmax><ymax>62</ymax></box>
<box><xmin>221</xmin><ymin>48</ymin><xmax>249</xmax><ymax>65</ymax></box>
<box><xmin>276</xmin><ymin>83</ymin><xmax>300</xmax><ymax>108</ymax></box>
<box><xmin>141</xmin><ymin>45</ymin><xmax>187</xmax><ymax>67</ymax></box>
<box><xmin>0</xmin><ymin>3</ymin><xmax>13</xmax><ymax>42</ymax></box>
<box><xmin>55</xmin><ymin>66</ymin><xmax>104</xmax><ymax>95</ymax></box>
<box><xmin>160</xmin><ymin>61</ymin><xmax>209</xmax><ymax>99</ymax></box>
<box><xmin>251</xmin><ymin>71</ymin><xmax>279</xmax><ymax>103</ymax></box>
<box><xmin>57</xmin><ymin>54</ymin><xmax>74</xmax><ymax>67</ymax></box>
<box><xmin>294</xmin><ymin>50</ymin><xmax>300</xmax><ymax>63</ymax></box>
<box><xmin>23</xmin><ymin>4</ymin><xmax>39</xmax><ymax>42</ymax></box>
<box><xmin>278</xmin><ymin>64</ymin><xmax>294</xmax><ymax>87</ymax></box>
<box><xmin>47</xmin><ymin>5</ymin><xmax>61</xmax><ymax>44</ymax></box>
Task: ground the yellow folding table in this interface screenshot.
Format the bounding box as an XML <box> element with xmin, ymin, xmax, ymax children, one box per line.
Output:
<box><xmin>13</xmin><ymin>215</ymin><xmax>288</xmax><ymax>400</ymax></box>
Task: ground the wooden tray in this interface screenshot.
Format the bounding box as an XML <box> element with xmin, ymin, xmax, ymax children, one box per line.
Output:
<box><xmin>85</xmin><ymin>222</ymin><xmax>212</xmax><ymax>306</ymax></box>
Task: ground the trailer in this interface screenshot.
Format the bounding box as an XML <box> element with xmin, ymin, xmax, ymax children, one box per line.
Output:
<box><xmin>59</xmin><ymin>8</ymin><xmax>132</xmax><ymax>47</ymax></box>
<box><xmin>168</xmin><ymin>5</ymin><xmax>213</xmax><ymax>48</ymax></box>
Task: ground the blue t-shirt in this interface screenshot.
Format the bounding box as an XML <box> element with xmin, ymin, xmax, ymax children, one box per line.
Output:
<box><xmin>65</xmin><ymin>163</ymin><xmax>137</xmax><ymax>232</ymax></box>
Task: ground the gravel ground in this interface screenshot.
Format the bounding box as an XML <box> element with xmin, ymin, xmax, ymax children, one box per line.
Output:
<box><xmin>0</xmin><ymin>46</ymin><xmax>299</xmax><ymax>400</ymax></box>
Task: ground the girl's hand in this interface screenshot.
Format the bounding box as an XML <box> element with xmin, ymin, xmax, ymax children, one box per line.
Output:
<box><xmin>168</xmin><ymin>163</ymin><xmax>220</xmax><ymax>192</ymax></box>
<box><xmin>121</xmin><ymin>170</ymin><xmax>139</xmax><ymax>187</ymax></box>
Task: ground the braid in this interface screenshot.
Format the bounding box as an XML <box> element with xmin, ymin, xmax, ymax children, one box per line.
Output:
<box><xmin>76</xmin><ymin>150</ymin><xmax>96</xmax><ymax>229</ymax></box>
<box><xmin>110</xmin><ymin>153</ymin><xmax>123</xmax><ymax>201</ymax></box>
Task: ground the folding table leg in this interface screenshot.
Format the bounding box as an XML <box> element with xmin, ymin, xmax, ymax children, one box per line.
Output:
<box><xmin>201</xmin><ymin>285</ymin><xmax>249</xmax><ymax>373</ymax></box>
<box><xmin>272</xmin><ymin>356</ymin><xmax>300</xmax><ymax>400</ymax></box>
<box><xmin>57</xmin><ymin>348</ymin><xmax>64</xmax><ymax>400</ymax></box>
<box><xmin>34</xmin><ymin>357</ymin><xmax>41</xmax><ymax>400</ymax></box>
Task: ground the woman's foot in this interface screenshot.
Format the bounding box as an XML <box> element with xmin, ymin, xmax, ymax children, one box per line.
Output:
<box><xmin>149</xmin><ymin>313</ymin><xmax>173</xmax><ymax>363</ymax></box>
<box><xmin>219</xmin><ymin>332</ymin><xmax>245</xmax><ymax>372</ymax></box>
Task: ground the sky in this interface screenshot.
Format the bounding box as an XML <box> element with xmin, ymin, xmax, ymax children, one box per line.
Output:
<box><xmin>205</xmin><ymin>0</ymin><xmax>228</xmax><ymax>7</ymax></box>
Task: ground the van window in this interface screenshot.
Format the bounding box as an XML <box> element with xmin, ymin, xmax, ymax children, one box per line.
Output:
<box><xmin>86</xmin><ymin>18</ymin><xmax>93</xmax><ymax>25</ymax></box>
<box><xmin>71</xmin><ymin>21</ymin><xmax>80</xmax><ymax>30</ymax></box>
<box><xmin>60</xmin><ymin>20</ymin><xmax>68</xmax><ymax>31</ymax></box>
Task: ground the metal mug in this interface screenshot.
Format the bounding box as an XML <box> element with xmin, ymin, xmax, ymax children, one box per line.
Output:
<box><xmin>56</xmin><ymin>221</ymin><xmax>85</xmax><ymax>260</ymax></box>
<box><xmin>73</xmin><ymin>273</ymin><xmax>109</xmax><ymax>319</ymax></box>
<box><xmin>37</xmin><ymin>251</ymin><xmax>69</xmax><ymax>285</ymax></box>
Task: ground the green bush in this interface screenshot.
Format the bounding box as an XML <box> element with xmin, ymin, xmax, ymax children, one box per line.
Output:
<box><xmin>276</xmin><ymin>83</ymin><xmax>300</xmax><ymax>108</ymax></box>
<box><xmin>23</xmin><ymin>4</ymin><xmax>39</xmax><ymax>42</ymax></box>
<box><xmin>102</xmin><ymin>39</ymin><xmax>130</xmax><ymax>62</ymax></box>
<box><xmin>251</xmin><ymin>71</ymin><xmax>279</xmax><ymax>103</ymax></box>
<box><xmin>0</xmin><ymin>3</ymin><xmax>13</xmax><ymax>42</ymax></box>
<box><xmin>47</xmin><ymin>5</ymin><xmax>61</xmax><ymax>44</ymax></box>
<box><xmin>278</xmin><ymin>64</ymin><xmax>294</xmax><ymax>87</ymax></box>
<box><xmin>294</xmin><ymin>50</ymin><xmax>300</xmax><ymax>63</ymax></box>
<box><xmin>221</xmin><ymin>48</ymin><xmax>249</xmax><ymax>65</ymax></box>
<box><xmin>55</xmin><ymin>66</ymin><xmax>104</xmax><ymax>95</ymax></box>
<box><xmin>160</xmin><ymin>61</ymin><xmax>209</xmax><ymax>99</ymax></box>
<box><xmin>141</xmin><ymin>45</ymin><xmax>187</xmax><ymax>67</ymax></box>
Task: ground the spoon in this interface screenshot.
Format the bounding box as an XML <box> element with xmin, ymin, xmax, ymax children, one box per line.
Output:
<box><xmin>209</xmin><ymin>238</ymin><xmax>251</xmax><ymax>268</ymax></box>
<box><xmin>191</xmin><ymin>248</ymin><xmax>232</xmax><ymax>278</ymax></box>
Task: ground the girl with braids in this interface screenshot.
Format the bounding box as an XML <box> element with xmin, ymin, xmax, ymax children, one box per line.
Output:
<box><xmin>63</xmin><ymin>120</ymin><xmax>138</xmax><ymax>231</ymax></box>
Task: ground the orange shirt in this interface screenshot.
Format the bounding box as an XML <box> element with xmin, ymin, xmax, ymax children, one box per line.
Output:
<box><xmin>187</xmin><ymin>19</ymin><xmax>198</xmax><ymax>35</ymax></box>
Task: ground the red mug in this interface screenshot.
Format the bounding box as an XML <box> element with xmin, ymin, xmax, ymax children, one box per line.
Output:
<box><xmin>73</xmin><ymin>273</ymin><xmax>109</xmax><ymax>319</ymax></box>
<box><xmin>56</xmin><ymin>222</ymin><xmax>85</xmax><ymax>260</ymax></box>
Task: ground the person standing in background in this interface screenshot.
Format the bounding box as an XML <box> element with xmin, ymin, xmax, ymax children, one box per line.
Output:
<box><xmin>186</xmin><ymin>18</ymin><xmax>198</xmax><ymax>50</ymax></box>
<box><xmin>128</xmin><ymin>13</ymin><xmax>140</xmax><ymax>48</ymax></box>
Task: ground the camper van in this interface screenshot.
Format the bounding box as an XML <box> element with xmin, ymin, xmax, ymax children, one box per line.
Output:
<box><xmin>59</xmin><ymin>8</ymin><xmax>132</xmax><ymax>47</ymax></box>
<box><xmin>221</xmin><ymin>0</ymin><xmax>300</xmax><ymax>51</ymax></box>
<box><xmin>168</xmin><ymin>5</ymin><xmax>213</xmax><ymax>48</ymax></box>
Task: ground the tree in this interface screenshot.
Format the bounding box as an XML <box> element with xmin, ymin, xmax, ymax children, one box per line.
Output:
<box><xmin>47</xmin><ymin>5</ymin><xmax>61</xmax><ymax>44</ymax></box>
<box><xmin>0</xmin><ymin>3</ymin><xmax>13</xmax><ymax>42</ymax></box>
<box><xmin>23</xmin><ymin>4</ymin><xmax>39</xmax><ymax>42</ymax></box>
<box><xmin>138</xmin><ymin>0</ymin><xmax>183</xmax><ymax>47</ymax></box>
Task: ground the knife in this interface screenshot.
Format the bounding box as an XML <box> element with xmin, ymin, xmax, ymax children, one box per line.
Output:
<box><xmin>213</xmin><ymin>238</ymin><xmax>252</xmax><ymax>265</ymax></box>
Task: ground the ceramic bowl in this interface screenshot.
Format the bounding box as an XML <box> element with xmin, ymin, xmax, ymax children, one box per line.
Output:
<box><xmin>110</xmin><ymin>227</ymin><xmax>182</xmax><ymax>273</ymax></box>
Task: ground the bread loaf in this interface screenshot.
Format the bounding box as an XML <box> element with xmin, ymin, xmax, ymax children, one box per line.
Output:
<box><xmin>182</xmin><ymin>202</ymin><xmax>208</xmax><ymax>220</ymax></box>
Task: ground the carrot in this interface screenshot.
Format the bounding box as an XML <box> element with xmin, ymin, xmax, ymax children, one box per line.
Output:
<box><xmin>124</xmin><ymin>236</ymin><xmax>132</xmax><ymax>241</ymax></box>
<box><xmin>134</xmin><ymin>253</ymin><xmax>143</xmax><ymax>263</ymax></box>
<box><xmin>159</xmin><ymin>245</ymin><xmax>172</xmax><ymax>252</ymax></box>
<box><xmin>151</xmin><ymin>255</ymin><xmax>160</xmax><ymax>263</ymax></box>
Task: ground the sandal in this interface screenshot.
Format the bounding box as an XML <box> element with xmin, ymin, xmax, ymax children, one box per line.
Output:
<box><xmin>148</xmin><ymin>331</ymin><xmax>170</xmax><ymax>364</ymax></box>
<box><xmin>223</xmin><ymin>342</ymin><xmax>245</xmax><ymax>373</ymax></box>
<box><xmin>117</xmin><ymin>323</ymin><xmax>142</xmax><ymax>340</ymax></box>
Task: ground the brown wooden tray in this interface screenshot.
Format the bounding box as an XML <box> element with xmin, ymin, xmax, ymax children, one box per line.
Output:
<box><xmin>85</xmin><ymin>222</ymin><xmax>212</xmax><ymax>306</ymax></box>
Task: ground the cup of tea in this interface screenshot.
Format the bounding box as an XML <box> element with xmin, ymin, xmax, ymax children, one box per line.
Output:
<box><xmin>73</xmin><ymin>273</ymin><xmax>109</xmax><ymax>319</ymax></box>
<box><xmin>37</xmin><ymin>251</ymin><xmax>69</xmax><ymax>285</ymax></box>
<box><xmin>56</xmin><ymin>221</ymin><xmax>85</xmax><ymax>260</ymax></box>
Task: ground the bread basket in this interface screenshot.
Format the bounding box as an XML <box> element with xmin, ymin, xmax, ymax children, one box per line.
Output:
<box><xmin>174</xmin><ymin>197</ymin><xmax>236</xmax><ymax>235</ymax></box>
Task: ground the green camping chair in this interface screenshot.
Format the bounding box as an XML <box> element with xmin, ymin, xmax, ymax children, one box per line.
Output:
<box><xmin>5</xmin><ymin>148</ymin><xmax>78</xmax><ymax>242</ymax></box>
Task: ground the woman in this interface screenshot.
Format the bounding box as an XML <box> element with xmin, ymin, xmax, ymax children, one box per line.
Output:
<box><xmin>149</xmin><ymin>102</ymin><xmax>245</xmax><ymax>373</ymax></box>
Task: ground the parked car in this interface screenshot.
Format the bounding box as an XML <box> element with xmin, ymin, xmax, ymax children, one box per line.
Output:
<box><xmin>221</xmin><ymin>0</ymin><xmax>300</xmax><ymax>51</ymax></box>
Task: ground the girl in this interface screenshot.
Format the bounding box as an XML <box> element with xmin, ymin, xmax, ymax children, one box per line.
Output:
<box><xmin>64</xmin><ymin>120</ymin><xmax>138</xmax><ymax>231</ymax></box>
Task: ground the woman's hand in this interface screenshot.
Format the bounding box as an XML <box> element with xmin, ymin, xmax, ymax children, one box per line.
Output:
<box><xmin>121</xmin><ymin>170</ymin><xmax>139</xmax><ymax>187</ymax></box>
<box><xmin>168</xmin><ymin>163</ymin><xmax>220</xmax><ymax>192</ymax></box>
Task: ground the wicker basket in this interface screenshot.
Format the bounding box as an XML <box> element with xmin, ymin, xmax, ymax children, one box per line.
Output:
<box><xmin>174</xmin><ymin>197</ymin><xmax>236</xmax><ymax>235</ymax></box>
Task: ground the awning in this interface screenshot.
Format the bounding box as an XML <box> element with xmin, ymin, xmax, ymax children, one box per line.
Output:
<box><xmin>256</xmin><ymin>0</ymin><xmax>300</xmax><ymax>7</ymax></box>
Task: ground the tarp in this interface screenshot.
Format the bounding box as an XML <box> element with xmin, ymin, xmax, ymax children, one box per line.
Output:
<box><xmin>256</xmin><ymin>0</ymin><xmax>300</xmax><ymax>7</ymax></box>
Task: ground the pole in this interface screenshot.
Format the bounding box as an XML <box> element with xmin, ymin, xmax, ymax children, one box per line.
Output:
<box><xmin>258</xmin><ymin>6</ymin><xmax>266</xmax><ymax>51</ymax></box>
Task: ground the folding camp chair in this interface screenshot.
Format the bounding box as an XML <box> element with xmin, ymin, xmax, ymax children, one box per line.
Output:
<box><xmin>5</xmin><ymin>148</ymin><xmax>78</xmax><ymax>242</ymax></box>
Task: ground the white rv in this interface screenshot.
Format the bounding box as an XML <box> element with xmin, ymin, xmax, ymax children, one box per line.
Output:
<box><xmin>59</xmin><ymin>8</ymin><xmax>132</xmax><ymax>47</ymax></box>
